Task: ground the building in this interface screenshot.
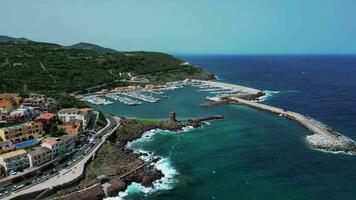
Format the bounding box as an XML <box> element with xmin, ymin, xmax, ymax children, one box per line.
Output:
<box><xmin>0</xmin><ymin>165</ymin><xmax>5</xmax><ymax>178</ymax></box>
<box><xmin>0</xmin><ymin>99</ymin><xmax>14</xmax><ymax>115</ymax></box>
<box><xmin>22</xmin><ymin>94</ymin><xmax>57</xmax><ymax>113</ymax></box>
<box><xmin>9</xmin><ymin>106</ymin><xmax>38</xmax><ymax>121</ymax></box>
<box><xmin>0</xmin><ymin>149</ymin><xmax>29</xmax><ymax>172</ymax></box>
<box><xmin>41</xmin><ymin>139</ymin><xmax>63</xmax><ymax>158</ymax></box>
<box><xmin>0</xmin><ymin>140</ymin><xmax>15</xmax><ymax>154</ymax></box>
<box><xmin>27</xmin><ymin>147</ymin><xmax>52</xmax><ymax>167</ymax></box>
<box><xmin>58</xmin><ymin>135</ymin><xmax>76</xmax><ymax>153</ymax></box>
<box><xmin>0</xmin><ymin>93</ymin><xmax>21</xmax><ymax>105</ymax></box>
<box><xmin>35</xmin><ymin>113</ymin><xmax>57</xmax><ymax>125</ymax></box>
<box><xmin>0</xmin><ymin>122</ymin><xmax>43</xmax><ymax>143</ymax></box>
<box><xmin>57</xmin><ymin>119</ymin><xmax>83</xmax><ymax>137</ymax></box>
<box><xmin>57</xmin><ymin>108</ymin><xmax>93</xmax><ymax>129</ymax></box>
<box><xmin>41</xmin><ymin>135</ymin><xmax>75</xmax><ymax>157</ymax></box>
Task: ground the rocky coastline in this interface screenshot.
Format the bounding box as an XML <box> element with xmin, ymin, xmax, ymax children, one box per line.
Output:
<box><xmin>49</xmin><ymin>113</ymin><xmax>223</xmax><ymax>200</ymax></box>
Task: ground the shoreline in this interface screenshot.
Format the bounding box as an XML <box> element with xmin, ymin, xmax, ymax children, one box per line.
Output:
<box><xmin>49</xmin><ymin>115</ymin><xmax>223</xmax><ymax>200</ymax></box>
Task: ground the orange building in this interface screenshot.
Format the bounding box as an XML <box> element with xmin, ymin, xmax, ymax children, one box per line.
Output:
<box><xmin>0</xmin><ymin>99</ymin><xmax>14</xmax><ymax>115</ymax></box>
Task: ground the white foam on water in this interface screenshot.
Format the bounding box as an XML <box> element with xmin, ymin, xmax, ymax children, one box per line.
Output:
<box><xmin>256</xmin><ymin>90</ymin><xmax>280</xmax><ymax>102</ymax></box>
<box><xmin>111</xmin><ymin>156</ymin><xmax>178</xmax><ymax>200</ymax></box>
<box><xmin>305</xmin><ymin>133</ymin><xmax>356</xmax><ymax>156</ymax></box>
<box><xmin>111</xmin><ymin>125</ymin><xmax>205</xmax><ymax>200</ymax></box>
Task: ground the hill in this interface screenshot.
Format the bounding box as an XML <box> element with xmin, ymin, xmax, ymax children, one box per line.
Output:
<box><xmin>0</xmin><ymin>39</ymin><xmax>213</xmax><ymax>93</ymax></box>
<box><xmin>0</xmin><ymin>35</ymin><xmax>32</xmax><ymax>43</ymax></box>
<box><xmin>67</xmin><ymin>42</ymin><xmax>117</xmax><ymax>53</ymax></box>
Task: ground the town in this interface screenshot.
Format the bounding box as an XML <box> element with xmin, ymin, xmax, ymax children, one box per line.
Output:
<box><xmin>0</xmin><ymin>93</ymin><xmax>101</xmax><ymax>196</ymax></box>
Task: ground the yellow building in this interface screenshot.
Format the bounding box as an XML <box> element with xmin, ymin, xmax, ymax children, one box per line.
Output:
<box><xmin>0</xmin><ymin>149</ymin><xmax>29</xmax><ymax>172</ymax></box>
<box><xmin>0</xmin><ymin>122</ymin><xmax>43</xmax><ymax>143</ymax></box>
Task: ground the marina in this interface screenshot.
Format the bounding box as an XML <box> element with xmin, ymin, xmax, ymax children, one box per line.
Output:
<box><xmin>80</xmin><ymin>95</ymin><xmax>113</xmax><ymax>105</ymax></box>
<box><xmin>105</xmin><ymin>93</ymin><xmax>142</xmax><ymax>106</ymax></box>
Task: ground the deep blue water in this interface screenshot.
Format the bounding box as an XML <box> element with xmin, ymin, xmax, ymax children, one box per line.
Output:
<box><xmin>179</xmin><ymin>55</ymin><xmax>356</xmax><ymax>137</ymax></box>
<box><xmin>102</xmin><ymin>55</ymin><xmax>356</xmax><ymax>200</ymax></box>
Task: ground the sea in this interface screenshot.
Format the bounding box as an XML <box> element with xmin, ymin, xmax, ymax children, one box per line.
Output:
<box><xmin>97</xmin><ymin>55</ymin><xmax>356</xmax><ymax>200</ymax></box>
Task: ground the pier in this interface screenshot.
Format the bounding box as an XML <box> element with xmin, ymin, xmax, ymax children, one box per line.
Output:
<box><xmin>203</xmin><ymin>81</ymin><xmax>356</xmax><ymax>153</ymax></box>
<box><xmin>227</xmin><ymin>96</ymin><xmax>339</xmax><ymax>140</ymax></box>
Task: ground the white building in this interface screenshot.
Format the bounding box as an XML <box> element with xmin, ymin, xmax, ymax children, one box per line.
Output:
<box><xmin>9</xmin><ymin>106</ymin><xmax>38</xmax><ymax>120</ymax></box>
<box><xmin>57</xmin><ymin>108</ymin><xmax>93</xmax><ymax>129</ymax></box>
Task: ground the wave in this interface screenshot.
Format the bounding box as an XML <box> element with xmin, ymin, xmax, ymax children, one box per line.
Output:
<box><xmin>115</xmin><ymin>126</ymin><xmax>201</xmax><ymax>199</ymax></box>
<box><xmin>112</xmin><ymin>154</ymin><xmax>178</xmax><ymax>200</ymax></box>
<box><xmin>256</xmin><ymin>90</ymin><xmax>280</xmax><ymax>102</ymax></box>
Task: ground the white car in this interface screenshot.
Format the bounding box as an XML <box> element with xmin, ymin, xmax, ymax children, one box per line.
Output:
<box><xmin>10</xmin><ymin>171</ymin><xmax>17</xmax><ymax>175</ymax></box>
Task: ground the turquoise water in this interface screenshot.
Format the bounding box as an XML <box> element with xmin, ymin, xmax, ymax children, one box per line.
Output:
<box><xmin>99</xmin><ymin>55</ymin><xmax>356</xmax><ymax>199</ymax></box>
<box><xmin>97</xmin><ymin>85</ymin><xmax>356</xmax><ymax>200</ymax></box>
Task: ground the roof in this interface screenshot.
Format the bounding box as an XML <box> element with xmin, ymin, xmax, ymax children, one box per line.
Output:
<box><xmin>0</xmin><ymin>100</ymin><xmax>11</xmax><ymax>107</ymax></box>
<box><xmin>43</xmin><ymin>140</ymin><xmax>59</xmax><ymax>146</ymax></box>
<box><xmin>1</xmin><ymin>122</ymin><xmax>39</xmax><ymax>131</ymax></box>
<box><xmin>28</xmin><ymin>147</ymin><xmax>51</xmax><ymax>156</ymax></box>
<box><xmin>36</xmin><ymin>113</ymin><xmax>56</xmax><ymax>120</ymax></box>
<box><xmin>0</xmin><ymin>149</ymin><xmax>27</xmax><ymax>159</ymax></box>
<box><xmin>59</xmin><ymin>135</ymin><xmax>75</xmax><ymax>142</ymax></box>
<box><xmin>79</xmin><ymin>108</ymin><xmax>93</xmax><ymax>113</ymax></box>
<box><xmin>0</xmin><ymin>93</ymin><xmax>19</xmax><ymax>99</ymax></box>
<box><xmin>58</xmin><ymin>124</ymin><xmax>81</xmax><ymax>136</ymax></box>
<box><xmin>57</xmin><ymin>108</ymin><xmax>80</xmax><ymax>115</ymax></box>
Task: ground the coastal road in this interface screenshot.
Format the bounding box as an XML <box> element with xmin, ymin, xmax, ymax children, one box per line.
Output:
<box><xmin>2</xmin><ymin>115</ymin><xmax>121</xmax><ymax>200</ymax></box>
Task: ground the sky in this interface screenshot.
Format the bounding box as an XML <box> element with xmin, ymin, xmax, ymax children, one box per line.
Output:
<box><xmin>1</xmin><ymin>0</ymin><xmax>356</xmax><ymax>54</ymax></box>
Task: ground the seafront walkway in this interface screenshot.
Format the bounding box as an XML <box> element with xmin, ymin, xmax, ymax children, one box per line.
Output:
<box><xmin>3</xmin><ymin>116</ymin><xmax>121</xmax><ymax>200</ymax></box>
<box><xmin>228</xmin><ymin>97</ymin><xmax>339</xmax><ymax>141</ymax></box>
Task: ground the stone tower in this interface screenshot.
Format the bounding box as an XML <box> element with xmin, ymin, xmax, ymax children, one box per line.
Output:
<box><xmin>169</xmin><ymin>111</ymin><xmax>177</xmax><ymax>121</ymax></box>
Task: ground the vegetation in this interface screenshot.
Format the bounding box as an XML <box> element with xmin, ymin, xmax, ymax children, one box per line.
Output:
<box><xmin>95</xmin><ymin>111</ymin><xmax>108</xmax><ymax>131</ymax></box>
<box><xmin>50</xmin><ymin>125</ymin><xmax>66</xmax><ymax>137</ymax></box>
<box><xmin>0</xmin><ymin>41</ymin><xmax>212</xmax><ymax>93</ymax></box>
<box><xmin>107</xmin><ymin>118</ymin><xmax>158</xmax><ymax>143</ymax></box>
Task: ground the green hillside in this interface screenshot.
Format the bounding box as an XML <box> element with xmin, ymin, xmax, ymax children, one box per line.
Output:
<box><xmin>0</xmin><ymin>41</ymin><xmax>213</xmax><ymax>93</ymax></box>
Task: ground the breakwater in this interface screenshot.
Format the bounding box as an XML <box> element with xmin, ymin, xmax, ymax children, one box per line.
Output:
<box><xmin>208</xmin><ymin>93</ymin><xmax>356</xmax><ymax>153</ymax></box>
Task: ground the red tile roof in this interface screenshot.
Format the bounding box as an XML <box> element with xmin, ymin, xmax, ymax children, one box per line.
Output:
<box><xmin>80</xmin><ymin>108</ymin><xmax>93</xmax><ymax>113</ymax></box>
<box><xmin>0</xmin><ymin>100</ymin><xmax>11</xmax><ymax>107</ymax></box>
<box><xmin>37</xmin><ymin>113</ymin><xmax>56</xmax><ymax>120</ymax></box>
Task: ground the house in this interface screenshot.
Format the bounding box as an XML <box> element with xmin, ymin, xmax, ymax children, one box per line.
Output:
<box><xmin>0</xmin><ymin>140</ymin><xmax>15</xmax><ymax>154</ymax></box>
<box><xmin>0</xmin><ymin>122</ymin><xmax>43</xmax><ymax>143</ymax></box>
<box><xmin>0</xmin><ymin>99</ymin><xmax>14</xmax><ymax>115</ymax></box>
<box><xmin>35</xmin><ymin>113</ymin><xmax>57</xmax><ymax>125</ymax></box>
<box><xmin>22</xmin><ymin>94</ymin><xmax>57</xmax><ymax>113</ymax></box>
<box><xmin>27</xmin><ymin>147</ymin><xmax>52</xmax><ymax>167</ymax></box>
<box><xmin>9</xmin><ymin>106</ymin><xmax>38</xmax><ymax>121</ymax></box>
<box><xmin>0</xmin><ymin>93</ymin><xmax>21</xmax><ymax>105</ymax></box>
<box><xmin>41</xmin><ymin>139</ymin><xmax>63</xmax><ymax>158</ymax></box>
<box><xmin>0</xmin><ymin>149</ymin><xmax>29</xmax><ymax>172</ymax></box>
<box><xmin>57</xmin><ymin>108</ymin><xmax>93</xmax><ymax>129</ymax></box>
<box><xmin>58</xmin><ymin>135</ymin><xmax>75</xmax><ymax>153</ymax></box>
<box><xmin>57</xmin><ymin>119</ymin><xmax>83</xmax><ymax>137</ymax></box>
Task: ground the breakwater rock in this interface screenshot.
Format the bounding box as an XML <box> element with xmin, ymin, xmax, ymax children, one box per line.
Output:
<box><xmin>306</xmin><ymin>133</ymin><xmax>356</xmax><ymax>154</ymax></box>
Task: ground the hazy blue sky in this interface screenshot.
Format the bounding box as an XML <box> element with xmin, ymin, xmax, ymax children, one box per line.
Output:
<box><xmin>1</xmin><ymin>0</ymin><xmax>356</xmax><ymax>54</ymax></box>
